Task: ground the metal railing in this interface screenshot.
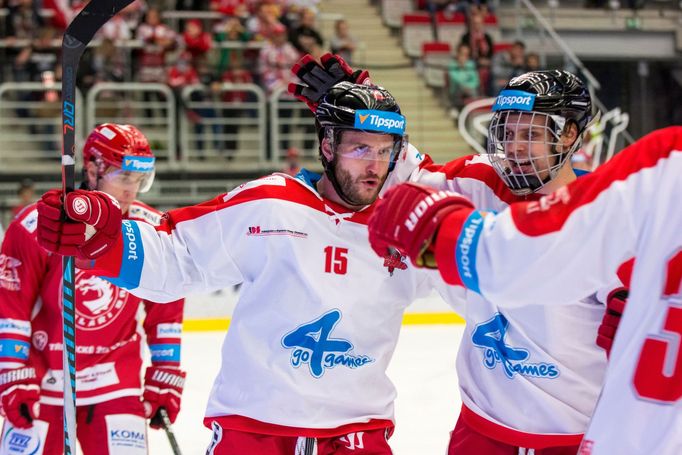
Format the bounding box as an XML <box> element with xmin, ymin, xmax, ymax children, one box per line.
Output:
<box><xmin>86</xmin><ymin>82</ymin><xmax>177</xmax><ymax>170</ymax></box>
<box><xmin>179</xmin><ymin>83</ymin><xmax>267</xmax><ymax>170</ymax></box>
<box><xmin>0</xmin><ymin>82</ymin><xmax>84</xmax><ymax>172</ymax></box>
<box><xmin>269</xmin><ymin>86</ymin><xmax>318</xmax><ymax>165</ymax></box>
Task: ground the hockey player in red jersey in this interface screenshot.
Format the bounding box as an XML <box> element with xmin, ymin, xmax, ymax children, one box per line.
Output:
<box><xmin>367</xmin><ymin>126</ymin><xmax>682</xmax><ymax>455</ymax></box>
<box><xmin>0</xmin><ymin>124</ymin><xmax>186</xmax><ymax>454</ymax></box>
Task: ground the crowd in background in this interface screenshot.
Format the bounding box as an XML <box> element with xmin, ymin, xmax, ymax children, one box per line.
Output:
<box><xmin>0</xmin><ymin>0</ymin><xmax>361</xmax><ymax>99</ymax></box>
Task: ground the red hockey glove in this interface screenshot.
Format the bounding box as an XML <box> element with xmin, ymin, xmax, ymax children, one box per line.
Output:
<box><xmin>368</xmin><ymin>183</ymin><xmax>474</xmax><ymax>268</ymax></box>
<box><xmin>0</xmin><ymin>367</ymin><xmax>40</xmax><ymax>429</ymax></box>
<box><xmin>37</xmin><ymin>189</ymin><xmax>122</xmax><ymax>260</ymax></box>
<box><xmin>143</xmin><ymin>366</ymin><xmax>186</xmax><ymax>429</ymax></box>
<box><xmin>288</xmin><ymin>53</ymin><xmax>372</xmax><ymax>112</ymax></box>
<box><xmin>596</xmin><ymin>287</ymin><xmax>628</xmax><ymax>358</ymax></box>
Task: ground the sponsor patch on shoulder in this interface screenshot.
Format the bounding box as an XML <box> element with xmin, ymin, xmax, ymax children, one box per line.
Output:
<box><xmin>223</xmin><ymin>176</ymin><xmax>287</xmax><ymax>202</ymax></box>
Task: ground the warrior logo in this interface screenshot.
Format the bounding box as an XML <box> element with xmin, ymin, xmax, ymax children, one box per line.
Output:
<box><xmin>282</xmin><ymin>310</ymin><xmax>374</xmax><ymax>378</ymax></box>
<box><xmin>75</xmin><ymin>271</ymin><xmax>129</xmax><ymax>330</ymax></box>
<box><xmin>472</xmin><ymin>313</ymin><xmax>560</xmax><ymax>379</ymax></box>
<box><xmin>0</xmin><ymin>254</ymin><xmax>22</xmax><ymax>291</ymax></box>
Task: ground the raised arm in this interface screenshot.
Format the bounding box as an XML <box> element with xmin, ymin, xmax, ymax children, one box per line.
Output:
<box><xmin>368</xmin><ymin>126</ymin><xmax>682</xmax><ymax>306</ymax></box>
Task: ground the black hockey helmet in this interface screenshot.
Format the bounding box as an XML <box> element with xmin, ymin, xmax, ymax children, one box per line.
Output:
<box><xmin>314</xmin><ymin>81</ymin><xmax>407</xmax><ymax>206</ymax></box>
<box><xmin>487</xmin><ymin>70</ymin><xmax>595</xmax><ymax>195</ymax></box>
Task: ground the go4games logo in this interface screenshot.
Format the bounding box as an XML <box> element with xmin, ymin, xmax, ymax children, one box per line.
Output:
<box><xmin>282</xmin><ymin>310</ymin><xmax>374</xmax><ymax>378</ymax></box>
<box><xmin>472</xmin><ymin>313</ymin><xmax>559</xmax><ymax>379</ymax></box>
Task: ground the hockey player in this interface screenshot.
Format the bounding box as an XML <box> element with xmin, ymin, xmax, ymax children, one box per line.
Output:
<box><xmin>407</xmin><ymin>71</ymin><xmax>622</xmax><ymax>454</ymax></box>
<box><xmin>366</xmin><ymin>125</ymin><xmax>682</xmax><ymax>455</ymax></box>
<box><xmin>0</xmin><ymin>124</ymin><xmax>186</xmax><ymax>455</ymax></box>
<box><xmin>33</xmin><ymin>83</ymin><xmax>452</xmax><ymax>454</ymax></box>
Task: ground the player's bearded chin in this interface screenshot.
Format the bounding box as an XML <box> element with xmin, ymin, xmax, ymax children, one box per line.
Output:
<box><xmin>336</xmin><ymin>166</ymin><xmax>386</xmax><ymax>206</ymax></box>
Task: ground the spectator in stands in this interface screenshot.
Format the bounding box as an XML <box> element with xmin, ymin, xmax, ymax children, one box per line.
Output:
<box><xmin>182</xmin><ymin>19</ymin><xmax>212</xmax><ymax>72</ymax></box>
<box><xmin>4</xmin><ymin>0</ymin><xmax>43</xmax><ymax>42</ymax></box>
<box><xmin>99</xmin><ymin>8</ymin><xmax>133</xmax><ymax>42</ymax></box>
<box><xmin>213</xmin><ymin>16</ymin><xmax>253</xmax><ymax>76</ymax></box>
<box><xmin>447</xmin><ymin>42</ymin><xmax>479</xmax><ymax>119</ymax></box>
<box><xmin>460</xmin><ymin>9</ymin><xmax>494</xmax><ymax>95</ymax></box>
<box><xmin>210</xmin><ymin>0</ymin><xmax>248</xmax><ymax>18</ymax></box>
<box><xmin>491</xmin><ymin>40</ymin><xmax>526</xmax><ymax>94</ymax></box>
<box><xmin>525</xmin><ymin>51</ymin><xmax>541</xmax><ymax>72</ymax></box>
<box><xmin>80</xmin><ymin>38</ymin><xmax>127</xmax><ymax>89</ymax></box>
<box><xmin>4</xmin><ymin>0</ymin><xmax>45</xmax><ymax>82</ymax></box>
<box><xmin>41</xmin><ymin>0</ymin><xmax>71</xmax><ymax>30</ymax></box>
<box><xmin>246</xmin><ymin>1</ymin><xmax>281</xmax><ymax>41</ymax></box>
<box><xmin>217</xmin><ymin>57</ymin><xmax>256</xmax><ymax>157</ymax></box>
<box><xmin>258</xmin><ymin>22</ymin><xmax>300</xmax><ymax>96</ymax></box>
<box><xmin>330</xmin><ymin>19</ymin><xmax>358</xmax><ymax>65</ymax></box>
<box><xmin>281</xmin><ymin>146</ymin><xmax>301</xmax><ymax>176</ymax></box>
<box><xmin>135</xmin><ymin>7</ymin><xmax>177</xmax><ymax>84</ymax></box>
<box><xmin>259</xmin><ymin>22</ymin><xmax>300</xmax><ymax>154</ymax></box>
<box><xmin>289</xmin><ymin>8</ymin><xmax>324</xmax><ymax>55</ymax></box>
<box><xmin>11</xmin><ymin>179</ymin><xmax>35</xmax><ymax>217</ymax></box>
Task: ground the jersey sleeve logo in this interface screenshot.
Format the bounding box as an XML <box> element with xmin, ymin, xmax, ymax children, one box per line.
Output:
<box><xmin>0</xmin><ymin>254</ymin><xmax>22</xmax><ymax>291</ymax></box>
<box><xmin>471</xmin><ymin>313</ymin><xmax>560</xmax><ymax>379</ymax></box>
<box><xmin>281</xmin><ymin>309</ymin><xmax>374</xmax><ymax>378</ymax></box>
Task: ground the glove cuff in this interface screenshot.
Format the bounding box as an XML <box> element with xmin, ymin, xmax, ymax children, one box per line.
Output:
<box><xmin>0</xmin><ymin>367</ymin><xmax>38</xmax><ymax>390</ymax></box>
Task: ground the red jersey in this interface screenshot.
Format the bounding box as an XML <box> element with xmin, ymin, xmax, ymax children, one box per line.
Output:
<box><xmin>0</xmin><ymin>200</ymin><xmax>184</xmax><ymax>406</ymax></box>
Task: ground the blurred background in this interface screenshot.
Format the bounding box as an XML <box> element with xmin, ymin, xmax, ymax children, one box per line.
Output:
<box><xmin>0</xmin><ymin>0</ymin><xmax>681</xmax><ymax>230</ymax></box>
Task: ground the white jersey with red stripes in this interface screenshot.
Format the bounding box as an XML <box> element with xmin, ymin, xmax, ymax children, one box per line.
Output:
<box><xmin>407</xmin><ymin>150</ymin><xmax>610</xmax><ymax>447</ymax></box>
<box><xmin>91</xmin><ymin>150</ymin><xmax>459</xmax><ymax>436</ymax></box>
<box><xmin>434</xmin><ymin>126</ymin><xmax>682</xmax><ymax>454</ymax></box>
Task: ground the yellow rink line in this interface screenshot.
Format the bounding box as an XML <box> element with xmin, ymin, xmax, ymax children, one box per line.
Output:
<box><xmin>183</xmin><ymin>313</ymin><xmax>465</xmax><ymax>332</ymax></box>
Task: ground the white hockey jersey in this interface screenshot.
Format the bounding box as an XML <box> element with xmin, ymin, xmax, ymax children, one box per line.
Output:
<box><xmin>411</xmin><ymin>152</ymin><xmax>609</xmax><ymax>447</ymax></box>
<box><xmin>432</xmin><ymin>126</ymin><xmax>682</xmax><ymax>454</ymax></box>
<box><xmin>92</xmin><ymin>151</ymin><xmax>448</xmax><ymax>437</ymax></box>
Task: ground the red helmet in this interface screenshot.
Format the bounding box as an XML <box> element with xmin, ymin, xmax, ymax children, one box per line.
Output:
<box><xmin>83</xmin><ymin>123</ymin><xmax>156</xmax><ymax>192</ymax></box>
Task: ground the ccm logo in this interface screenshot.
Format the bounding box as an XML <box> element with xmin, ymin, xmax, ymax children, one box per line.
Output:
<box><xmin>404</xmin><ymin>191</ymin><xmax>457</xmax><ymax>232</ymax></box>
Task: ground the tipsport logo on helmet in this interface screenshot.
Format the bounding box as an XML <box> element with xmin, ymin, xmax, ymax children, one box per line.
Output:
<box><xmin>121</xmin><ymin>155</ymin><xmax>155</xmax><ymax>173</ymax></box>
<box><xmin>492</xmin><ymin>90</ymin><xmax>536</xmax><ymax>112</ymax></box>
<box><xmin>354</xmin><ymin>110</ymin><xmax>406</xmax><ymax>135</ymax></box>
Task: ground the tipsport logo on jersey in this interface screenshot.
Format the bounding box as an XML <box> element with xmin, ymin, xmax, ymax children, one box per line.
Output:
<box><xmin>281</xmin><ymin>310</ymin><xmax>374</xmax><ymax>378</ymax></box>
<box><xmin>471</xmin><ymin>313</ymin><xmax>559</xmax><ymax>379</ymax></box>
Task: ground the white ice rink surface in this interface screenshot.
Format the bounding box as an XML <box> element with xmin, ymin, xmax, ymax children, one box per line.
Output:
<box><xmin>148</xmin><ymin>325</ymin><xmax>465</xmax><ymax>455</ymax></box>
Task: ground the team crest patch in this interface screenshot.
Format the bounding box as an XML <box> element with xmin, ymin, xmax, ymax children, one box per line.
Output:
<box><xmin>76</xmin><ymin>271</ymin><xmax>129</xmax><ymax>330</ymax></box>
<box><xmin>282</xmin><ymin>310</ymin><xmax>374</xmax><ymax>378</ymax></box>
<box><xmin>383</xmin><ymin>250</ymin><xmax>407</xmax><ymax>276</ymax></box>
<box><xmin>472</xmin><ymin>313</ymin><xmax>559</xmax><ymax>379</ymax></box>
<box><xmin>0</xmin><ymin>254</ymin><xmax>22</xmax><ymax>291</ymax></box>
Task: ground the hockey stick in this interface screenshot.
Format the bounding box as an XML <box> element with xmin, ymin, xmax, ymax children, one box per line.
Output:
<box><xmin>158</xmin><ymin>408</ymin><xmax>183</xmax><ymax>455</ymax></box>
<box><xmin>61</xmin><ymin>1</ymin><xmax>134</xmax><ymax>453</ymax></box>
